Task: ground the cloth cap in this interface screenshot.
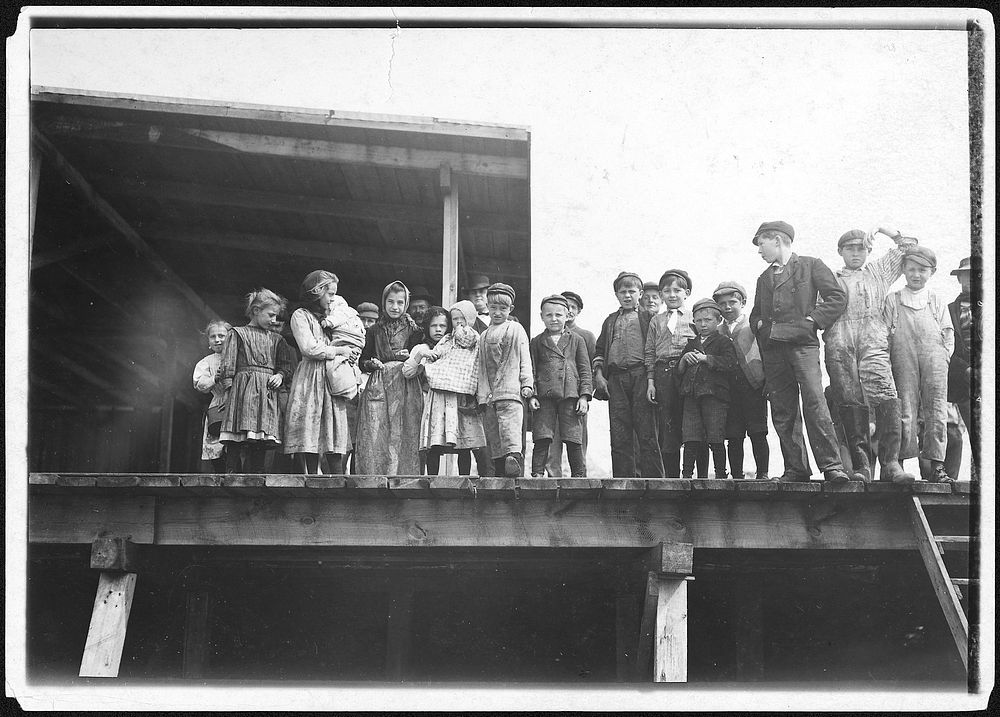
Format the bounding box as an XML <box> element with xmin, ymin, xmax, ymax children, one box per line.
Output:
<box><xmin>540</xmin><ymin>294</ymin><xmax>570</xmax><ymax>311</ymax></box>
<box><xmin>409</xmin><ymin>286</ymin><xmax>434</xmax><ymax>303</ymax></box>
<box><xmin>613</xmin><ymin>271</ymin><xmax>644</xmax><ymax>292</ymax></box>
<box><xmin>560</xmin><ymin>290</ymin><xmax>584</xmax><ymax>311</ymax></box>
<box><xmin>659</xmin><ymin>269</ymin><xmax>692</xmax><ymax>292</ymax></box>
<box><xmin>642</xmin><ymin>281</ymin><xmax>660</xmax><ymax>292</ymax></box>
<box><xmin>711</xmin><ymin>280</ymin><xmax>747</xmax><ymax>303</ymax></box>
<box><xmin>382</xmin><ymin>281</ymin><xmax>410</xmax><ymax>311</ymax></box>
<box><xmin>486</xmin><ymin>282</ymin><xmax>516</xmax><ymax>302</ymax></box>
<box><xmin>691</xmin><ymin>298</ymin><xmax>724</xmax><ymax>316</ymax></box>
<box><xmin>356</xmin><ymin>302</ymin><xmax>380</xmax><ymax>320</ymax></box>
<box><xmin>950</xmin><ymin>256</ymin><xmax>974</xmax><ymax>275</ymax></box>
<box><xmin>299</xmin><ymin>269</ymin><xmax>337</xmax><ymax>301</ymax></box>
<box><xmin>464</xmin><ymin>274</ymin><xmax>492</xmax><ymax>292</ymax></box>
<box><xmin>902</xmin><ymin>245</ymin><xmax>937</xmax><ymax>269</ymax></box>
<box><xmin>753</xmin><ymin>220</ymin><xmax>795</xmax><ymax>245</ymax></box>
<box><xmin>449</xmin><ymin>300</ymin><xmax>478</xmax><ymax>327</ymax></box>
<box><xmin>838</xmin><ymin>229</ymin><xmax>872</xmax><ymax>249</ymax></box>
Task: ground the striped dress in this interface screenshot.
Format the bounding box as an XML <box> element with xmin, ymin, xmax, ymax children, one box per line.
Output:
<box><xmin>219</xmin><ymin>325</ymin><xmax>294</xmax><ymax>444</ymax></box>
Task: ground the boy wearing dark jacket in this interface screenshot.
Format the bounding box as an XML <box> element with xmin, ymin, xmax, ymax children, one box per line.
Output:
<box><xmin>528</xmin><ymin>295</ymin><xmax>593</xmax><ymax>477</ymax></box>
<box><xmin>677</xmin><ymin>298</ymin><xmax>740</xmax><ymax>478</ymax></box>
<box><xmin>748</xmin><ymin>220</ymin><xmax>851</xmax><ymax>482</ymax></box>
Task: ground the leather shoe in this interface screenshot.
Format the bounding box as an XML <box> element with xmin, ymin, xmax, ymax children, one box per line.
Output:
<box><xmin>779</xmin><ymin>471</ymin><xmax>810</xmax><ymax>482</ymax></box>
<box><xmin>823</xmin><ymin>468</ymin><xmax>850</xmax><ymax>482</ymax></box>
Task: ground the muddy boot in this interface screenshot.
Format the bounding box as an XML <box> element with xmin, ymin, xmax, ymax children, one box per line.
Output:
<box><xmin>839</xmin><ymin>404</ymin><xmax>873</xmax><ymax>482</ymax></box>
<box><xmin>504</xmin><ymin>452</ymin><xmax>523</xmax><ymax>478</ymax></box>
<box><xmin>873</xmin><ymin>398</ymin><xmax>915</xmax><ymax>485</ymax></box>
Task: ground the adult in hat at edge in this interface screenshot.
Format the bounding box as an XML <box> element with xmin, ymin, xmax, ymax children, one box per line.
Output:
<box><xmin>946</xmin><ymin>255</ymin><xmax>980</xmax><ymax>480</ymax></box>
<box><xmin>464</xmin><ymin>274</ymin><xmax>519</xmax><ymax>334</ymax></box>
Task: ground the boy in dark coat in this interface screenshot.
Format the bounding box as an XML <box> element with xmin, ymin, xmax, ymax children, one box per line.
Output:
<box><xmin>527</xmin><ymin>295</ymin><xmax>593</xmax><ymax>477</ymax></box>
<box><xmin>677</xmin><ymin>299</ymin><xmax>740</xmax><ymax>479</ymax></box>
<box><xmin>748</xmin><ymin>220</ymin><xmax>851</xmax><ymax>482</ymax></box>
<box><xmin>946</xmin><ymin>256</ymin><xmax>979</xmax><ymax>480</ymax></box>
<box><xmin>593</xmin><ymin>272</ymin><xmax>664</xmax><ymax>478</ymax></box>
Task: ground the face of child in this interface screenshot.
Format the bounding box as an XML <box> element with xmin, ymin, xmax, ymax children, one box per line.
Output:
<box><xmin>692</xmin><ymin>308</ymin><xmax>722</xmax><ymax>337</ymax></box>
<box><xmin>450</xmin><ymin>309</ymin><xmax>468</xmax><ymax>328</ymax></box>
<box><xmin>409</xmin><ymin>299</ymin><xmax>430</xmax><ymax>323</ymax></box>
<box><xmin>317</xmin><ymin>283</ymin><xmax>339</xmax><ymax>312</ymax></box>
<box><xmin>564</xmin><ymin>299</ymin><xmax>580</xmax><ymax>326</ymax></box>
<box><xmin>468</xmin><ymin>288</ymin><xmax>489</xmax><ymax>314</ymax></box>
<box><xmin>839</xmin><ymin>243</ymin><xmax>870</xmax><ymax>271</ymax></box>
<box><xmin>540</xmin><ymin>301</ymin><xmax>567</xmax><ymax>334</ymax></box>
<box><xmin>903</xmin><ymin>259</ymin><xmax>934</xmax><ymax>291</ymax></box>
<box><xmin>640</xmin><ymin>289</ymin><xmax>663</xmax><ymax>315</ymax></box>
<box><xmin>360</xmin><ymin>315</ymin><xmax>377</xmax><ymax>330</ymax></box>
<box><xmin>756</xmin><ymin>233</ymin><xmax>784</xmax><ymax>264</ymax></box>
<box><xmin>615</xmin><ymin>282</ymin><xmax>641</xmax><ymax>310</ymax></box>
<box><xmin>658</xmin><ymin>281</ymin><xmax>689</xmax><ymax>311</ymax></box>
<box><xmin>384</xmin><ymin>290</ymin><xmax>407</xmax><ymax>320</ymax></box>
<box><xmin>715</xmin><ymin>293</ymin><xmax>745</xmax><ymax>323</ymax></box>
<box><xmin>208</xmin><ymin>326</ymin><xmax>228</xmax><ymax>353</ymax></box>
<box><xmin>270</xmin><ymin>320</ymin><xmax>285</xmax><ymax>334</ymax></box>
<box><xmin>488</xmin><ymin>299</ymin><xmax>512</xmax><ymax>325</ymax></box>
<box><xmin>427</xmin><ymin>314</ymin><xmax>448</xmax><ymax>344</ymax></box>
<box><xmin>252</xmin><ymin>304</ymin><xmax>281</xmax><ymax>331</ymax></box>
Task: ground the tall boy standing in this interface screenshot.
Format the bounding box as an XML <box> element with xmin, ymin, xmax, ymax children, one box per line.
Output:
<box><xmin>883</xmin><ymin>246</ymin><xmax>955</xmax><ymax>482</ymax></box>
<box><xmin>476</xmin><ymin>283</ymin><xmax>534</xmax><ymax>477</ymax></box>
<box><xmin>593</xmin><ymin>272</ymin><xmax>664</xmax><ymax>478</ymax></box>
<box><xmin>748</xmin><ymin>220</ymin><xmax>851</xmax><ymax>482</ymax></box>
<box><xmin>824</xmin><ymin>226</ymin><xmax>917</xmax><ymax>483</ymax></box>
<box><xmin>712</xmin><ymin>281</ymin><xmax>770</xmax><ymax>480</ymax></box>
<box><xmin>528</xmin><ymin>295</ymin><xmax>593</xmax><ymax>477</ymax></box>
<box><xmin>644</xmin><ymin>269</ymin><xmax>696</xmax><ymax>478</ymax></box>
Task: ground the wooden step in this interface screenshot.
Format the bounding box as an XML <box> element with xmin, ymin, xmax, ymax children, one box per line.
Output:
<box><xmin>951</xmin><ymin>578</ymin><xmax>977</xmax><ymax>587</ymax></box>
<box><xmin>935</xmin><ymin>535</ymin><xmax>973</xmax><ymax>553</ymax></box>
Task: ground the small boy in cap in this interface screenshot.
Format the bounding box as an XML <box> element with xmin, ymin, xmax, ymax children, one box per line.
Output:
<box><xmin>644</xmin><ymin>269</ymin><xmax>697</xmax><ymax>477</ymax></box>
<box><xmin>356</xmin><ymin>302</ymin><xmax>380</xmax><ymax>331</ymax></box>
<box><xmin>748</xmin><ymin>220</ymin><xmax>851</xmax><ymax>482</ymax></box>
<box><xmin>593</xmin><ymin>271</ymin><xmax>664</xmax><ymax>478</ymax></box>
<box><xmin>713</xmin><ymin>280</ymin><xmax>769</xmax><ymax>479</ymax></box>
<box><xmin>824</xmin><ymin>226</ymin><xmax>917</xmax><ymax>483</ymax></box>
<box><xmin>476</xmin><ymin>283</ymin><xmax>534</xmax><ymax>477</ymax></box>
<box><xmin>945</xmin><ymin>256</ymin><xmax>979</xmax><ymax>479</ymax></box>
<box><xmin>527</xmin><ymin>294</ymin><xmax>593</xmax><ymax>477</ymax></box>
<box><xmin>544</xmin><ymin>290</ymin><xmax>598</xmax><ymax>476</ymax></box>
<box><xmin>676</xmin><ymin>298</ymin><xmax>740</xmax><ymax>478</ymax></box>
<box><xmin>883</xmin><ymin>245</ymin><xmax>955</xmax><ymax>482</ymax></box>
<box><xmin>640</xmin><ymin>281</ymin><xmax>664</xmax><ymax>317</ymax></box>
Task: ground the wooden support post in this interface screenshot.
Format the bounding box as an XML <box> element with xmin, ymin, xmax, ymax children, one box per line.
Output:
<box><xmin>734</xmin><ymin>573</ymin><xmax>765</xmax><ymax>681</ymax></box>
<box><xmin>182</xmin><ymin>590</ymin><xmax>213</xmax><ymax>679</ymax></box>
<box><xmin>440</xmin><ymin>164</ymin><xmax>460</xmax><ymax>307</ymax></box>
<box><xmin>637</xmin><ymin>541</ymin><xmax>694</xmax><ymax>682</ymax></box>
<box><xmin>158</xmin><ymin>341</ymin><xmax>176</xmax><ymax>472</ymax></box>
<box><xmin>79</xmin><ymin>571</ymin><xmax>137</xmax><ymax>677</ymax></box>
<box><xmin>384</xmin><ymin>586</ymin><xmax>415</xmax><ymax>681</ymax></box>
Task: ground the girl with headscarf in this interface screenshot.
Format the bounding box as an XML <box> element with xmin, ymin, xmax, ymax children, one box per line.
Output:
<box><xmin>403</xmin><ymin>301</ymin><xmax>486</xmax><ymax>476</ymax></box>
<box><xmin>355</xmin><ymin>281</ymin><xmax>425</xmax><ymax>475</ymax></box>
<box><xmin>283</xmin><ymin>270</ymin><xmax>359</xmax><ymax>474</ymax></box>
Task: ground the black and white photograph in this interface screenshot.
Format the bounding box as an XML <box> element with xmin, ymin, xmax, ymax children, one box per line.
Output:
<box><xmin>4</xmin><ymin>7</ymin><xmax>995</xmax><ymax>711</ymax></box>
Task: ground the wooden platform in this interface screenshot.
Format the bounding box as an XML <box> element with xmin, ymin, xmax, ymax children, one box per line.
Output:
<box><xmin>28</xmin><ymin>473</ymin><xmax>972</xmax><ymax>551</ymax></box>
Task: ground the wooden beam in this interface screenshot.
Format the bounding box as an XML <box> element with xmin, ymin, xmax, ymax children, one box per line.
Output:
<box><xmin>96</xmin><ymin>177</ymin><xmax>528</xmax><ymax>235</ymax></box>
<box><xmin>636</xmin><ymin>572</ymin><xmax>658</xmax><ymax>679</ymax></box>
<box><xmin>30</xmin><ymin>125</ymin><xmax>221</xmax><ymax>322</ymax></box>
<box><xmin>32</xmin><ymin>87</ymin><xmax>530</xmax><ymax>141</ymax></box>
<box><xmin>90</xmin><ymin>536</ymin><xmax>139</xmax><ymax>572</ymax></box>
<box><xmin>79</xmin><ymin>571</ymin><xmax>137</xmax><ymax>677</ymax></box>
<box><xmin>29</xmin><ymin>494</ymin><xmax>157</xmax><ymax>544</ymax></box>
<box><xmin>440</xmin><ymin>165</ymin><xmax>460</xmax><ymax>306</ymax></box>
<box><xmin>653</xmin><ymin>577</ymin><xmax>689</xmax><ymax>682</ymax></box>
<box><xmin>384</xmin><ymin>586</ymin><xmax>415</xmax><ymax>681</ymax></box>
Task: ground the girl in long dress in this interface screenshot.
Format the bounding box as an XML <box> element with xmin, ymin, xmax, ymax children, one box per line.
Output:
<box><xmin>283</xmin><ymin>270</ymin><xmax>360</xmax><ymax>474</ymax></box>
<box><xmin>355</xmin><ymin>281</ymin><xmax>424</xmax><ymax>475</ymax></box>
<box><xmin>192</xmin><ymin>320</ymin><xmax>232</xmax><ymax>472</ymax></box>
<box><xmin>218</xmin><ymin>289</ymin><xmax>294</xmax><ymax>473</ymax></box>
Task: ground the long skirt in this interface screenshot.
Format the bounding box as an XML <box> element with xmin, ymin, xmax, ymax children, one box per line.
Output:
<box><xmin>355</xmin><ymin>362</ymin><xmax>424</xmax><ymax>475</ymax></box>
<box><xmin>283</xmin><ymin>357</ymin><xmax>351</xmax><ymax>455</ymax></box>
<box><xmin>420</xmin><ymin>389</ymin><xmax>486</xmax><ymax>451</ymax></box>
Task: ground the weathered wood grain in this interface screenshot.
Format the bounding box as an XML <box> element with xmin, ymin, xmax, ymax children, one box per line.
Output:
<box><xmin>653</xmin><ymin>577</ymin><xmax>689</xmax><ymax>682</ymax></box>
<box><xmin>79</xmin><ymin>571</ymin><xmax>137</xmax><ymax>677</ymax></box>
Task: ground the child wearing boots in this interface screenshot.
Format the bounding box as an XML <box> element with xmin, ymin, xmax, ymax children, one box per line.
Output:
<box><xmin>527</xmin><ymin>294</ymin><xmax>592</xmax><ymax>477</ymax></box>
<box><xmin>476</xmin><ymin>283</ymin><xmax>534</xmax><ymax>477</ymax></box>
<box><xmin>676</xmin><ymin>298</ymin><xmax>740</xmax><ymax>478</ymax></box>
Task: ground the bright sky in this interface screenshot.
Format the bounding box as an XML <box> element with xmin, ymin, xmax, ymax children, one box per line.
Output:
<box><xmin>29</xmin><ymin>26</ymin><xmax>975</xmax><ymax>475</ymax></box>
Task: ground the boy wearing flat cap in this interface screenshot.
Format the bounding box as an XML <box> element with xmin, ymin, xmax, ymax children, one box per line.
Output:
<box><xmin>676</xmin><ymin>298</ymin><xmax>740</xmax><ymax>479</ymax></box>
<box><xmin>476</xmin><ymin>283</ymin><xmax>534</xmax><ymax>477</ymax></box>
<box><xmin>713</xmin><ymin>280</ymin><xmax>769</xmax><ymax>480</ymax></box>
<box><xmin>644</xmin><ymin>269</ymin><xmax>697</xmax><ymax>477</ymax></box>
<box><xmin>527</xmin><ymin>294</ymin><xmax>593</xmax><ymax>477</ymax></box>
<box><xmin>749</xmin><ymin>220</ymin><xmax>851</xmax><ymax>482</ymax></box>
<box><xmin>945</xmin><ymin>256</ymin><xmax>980</xmax><ymax>479</ymax></box>
<box><xmin>883</xmin><ymin>245</ymin><xmax>955</xmax><ymax>482</ymax></box>
<box><xmin>593</xmin><ymin>271</ymin><xmax>664</xmax><ymax>478</ymax></box>
<box><xmin>824</xmin><ymin>226</ymin><xmax>918</xmax><ymax>483</ymax></box>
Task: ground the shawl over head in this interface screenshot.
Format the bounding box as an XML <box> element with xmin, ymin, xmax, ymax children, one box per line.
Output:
<box><xmin>449</xmin><ymin>300</ymin><xmax>478</xmax><ymax>328</ymax></box>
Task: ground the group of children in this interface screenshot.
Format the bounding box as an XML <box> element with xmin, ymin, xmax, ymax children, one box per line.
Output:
<box><xmin>192</xmin><ymin>221</ymin><xmax>978</xmax><ymax>482</ymax></box>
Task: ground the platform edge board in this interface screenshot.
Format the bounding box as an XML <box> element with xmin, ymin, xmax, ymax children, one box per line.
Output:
<box><xmin>304</xmin><ymin>476</ymin><xmax>349</xmax><ymax>492</ymax></box>
<box><xmin>262</xmin><ymin>474</ymin><xmax>313</xmax><ymax>497</ymax></box>
<box><xmin>823</xmin><ymin>482</ymin><xmax>866</xmax><ymax>493</ymax></box>
<box><xmin>388</xmin><ymin>477</ymin><xmax>431</xmax><ymax>495</ymax></box>
<box><xmin>601</xmin><ymin>479</ymin><xmax>647</xmax><ymax>498</ymax></box>
<box><xmin>347</xmin><ymin>475</ymin><xmax>390</xmax><ymax>496</ymax></box>
<box><xmin>690</xmin><ymin>479</ymin><xmax>737</xmax><ymax>493</ymax></box>
<box><xmin>732</xmin><ymin>480</ymin><xmax>780</xmax><ymax>495</ymax></box>
<box><xmin>516</xmin><ymin>478</ymin><xmax>558</xmax><ymax>498</ymax></box>
<box><xmin>475</xmin><ymin>477</ymin><xmax>517</xmax><ymax>497</ymax></box>
<box><xmin>219</xmin><ymin>474</ymin><xmax>271</xmax><ymax>496</ymax></box>
<box><xmin>55</xmin><ymin>475</ymin><xmax>97</xmax><ymax>488</ymax></box>
<box><xmin>95</xmin><ymin>475</ymin><xmax>141</xmax><ymax>489</ymax></box>
<box><xmin>864</xmin><ymin>482</ymin><xmax>908</xmax><ymax>493</ymax></box>
<box><xmin>556</xmin><ymin>479</ymin><xmax>603</xmax><ymax>499</ymax></box>
<box><xmin>776</xmin><ymin>481</ymin><xmax>823</xmax><ymax>493</ymax></box>
<box><xmin>951</xmin><ymin>482</ymin><xmax>973</xmax><ymax>494</ymax></box>
<box><xmin>428</xmin><ymin>476</ymin><xmax>475</xmax><ymax>498</ymax></box>
<box><xmin>29</xmin><ymin>473</ymin><xmax>59</xmax><ymax>485</ymax></box>
<box><xmin>644</xmin><ymin>480</ymin><xmax>693</xmax><ymax>498</ymax></box>
<box><xmin>911</xmin><ymin>482</ymin><xmax>955</xmax><ymax>494</ymax></box>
